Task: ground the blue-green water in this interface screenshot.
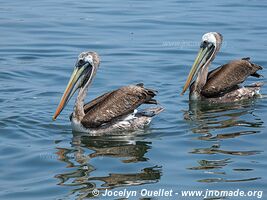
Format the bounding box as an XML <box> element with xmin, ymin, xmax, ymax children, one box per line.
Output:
<box><xmin>0</xmin><ymin>0</ymin><xmax>267</xmax><ymax>199</ymax></box>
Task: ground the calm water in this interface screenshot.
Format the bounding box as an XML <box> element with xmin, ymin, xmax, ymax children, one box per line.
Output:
<box><xmin>0</xmin><ymin>0</ymin><xmax>267</xmax><ymax>199</ymax></box>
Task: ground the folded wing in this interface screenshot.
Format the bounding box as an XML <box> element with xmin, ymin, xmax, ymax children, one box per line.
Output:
<box><xmin>81</xmin><ymin>84</ymin><xmax>157</xmax><ymax>128</ymax></box>
<box><xmin>201</xmin><ymin>58</ymin><xmax>262</xmax><ymax>98</ymax></box>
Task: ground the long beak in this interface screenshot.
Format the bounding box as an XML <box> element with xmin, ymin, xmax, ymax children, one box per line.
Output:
<box><xmin>181</xmin><ymin>44</ymin><xmax>213</xmax><ymax>95</ymax></box>
<box><xmin>52</xmin><ymin>64</ymin><xmax>89</xmax><ymax>120</ymax></box>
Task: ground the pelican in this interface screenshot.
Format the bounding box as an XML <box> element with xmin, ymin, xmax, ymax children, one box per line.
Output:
<box><xmin>181</xmin><ymin>32</ymin><xmax>263</xmax><ymax>102</ymax></box>
<box><xmin>53</xmin><ymin>51</ymin><xmax>163</xmax><ymax>134</ymax></box>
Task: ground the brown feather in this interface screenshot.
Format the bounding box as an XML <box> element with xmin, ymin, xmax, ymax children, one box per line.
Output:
<box><xmin>201</xmin><ymin>59</ymin><xmax>262</xmax><ymax>98</ymax></box>
<box><xmin>81</xmin><ymin>84</ymin><xmax>157</xmax><ymax>128</ymax></box>
<box><xmin>83</xmin><ymin>91</ymin><xmax>113</xmax><ymax>114</ymax></box>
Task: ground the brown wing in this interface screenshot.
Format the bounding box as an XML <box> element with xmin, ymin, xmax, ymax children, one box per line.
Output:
<box><xmin>81</xmin><ymin>84</ymin><xmax>157</xmax><ymax>128</ymax></box>
<box><xmin>83</xmin><ymin>91</ymin><xmax>113</xmax><ymax>114</ymax></box>
<box><xmin>201</xmin><ymin>59</ymin><xmax>262</xmax><ymax>98</ymax></box>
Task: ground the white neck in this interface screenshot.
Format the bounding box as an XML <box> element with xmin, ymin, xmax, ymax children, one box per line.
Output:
<box><xmin>73</xmin><ymin>87</ymin><xmax>88</xmax><ymax>122</ymax></box>
<box><xmin>195</xmin><ymin>65</ymin><xmax>210</xmax><ymax>90</ymax></box>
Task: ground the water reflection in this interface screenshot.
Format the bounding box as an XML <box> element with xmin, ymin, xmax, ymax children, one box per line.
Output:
<box><xmin>55</xmin><ymin>133</ymin><xmax>161</xmax><ymax>199</ymax></box>
<box><xmin>184</xmin><ymin>99</ymin><xmax>263</xmax><ymax>184</ymax></box>
<box><xmin>185</xmin><ymin>99</ymin><xmax>264</xmax><ymax>136</ymax></box>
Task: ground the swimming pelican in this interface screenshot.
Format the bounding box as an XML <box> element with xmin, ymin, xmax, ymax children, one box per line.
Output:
<box><xmin>53</xmin><ymin>51</ymin><xmax>163</xmax><ymax>134</ymax></box>
<box><xmin>181</xmin><ymin>32</ymin><xmax>263</xmax><ymax>103</ymax></box>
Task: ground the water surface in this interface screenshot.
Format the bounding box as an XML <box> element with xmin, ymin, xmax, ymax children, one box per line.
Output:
<box><xmin>0</xmin><ymin>0</ymin><xmax>267</xmax><ymax>199</ymax></box>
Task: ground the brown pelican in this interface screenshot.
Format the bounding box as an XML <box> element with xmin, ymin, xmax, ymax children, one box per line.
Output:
<box><xmin>181</xmin><ymin>32</ymin><xmax>263</xmax><ymax>102</ymax></box>
<box><xmin>52</xmin><ymin>51</ymin><xmax>163</xmax><ymax>134</ymax></box>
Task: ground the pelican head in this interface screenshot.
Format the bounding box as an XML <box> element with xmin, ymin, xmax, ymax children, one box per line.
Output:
<box><xmin>181</xmin><ymin>32</ymin><xmax>223</xmax><ymax>95</ymax></box>
<box><xmin>53</xmin><ymin>51</ymin><xmax>100</xmax><ymax>120</ymax></box>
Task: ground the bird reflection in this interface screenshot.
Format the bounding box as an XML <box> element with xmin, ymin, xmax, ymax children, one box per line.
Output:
<box><xmin>184</xmin><ymin>99</ymin><xmax>263</xmax><ymax>137</ymax></box>
<box><xmin>184</xmin><ymin>99</ymin><xmax>263</xmax><ymax>183</ymax></box>
<box><xmin>55</xmin><ymin>132</ymin><xmax>161</xmax><ymax>199</ymax></box>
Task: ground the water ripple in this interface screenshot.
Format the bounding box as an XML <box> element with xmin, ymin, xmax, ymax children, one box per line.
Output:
<box><xmin>0</xmin><ymin>0</ymin><xmax>267</xmax><ymax>199</ymax></box>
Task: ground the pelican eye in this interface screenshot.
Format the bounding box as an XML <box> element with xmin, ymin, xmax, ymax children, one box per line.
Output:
<box><xmin>77</xmin><ymin>59</ymin><xmax>85</xmax><ymax>66</ymax></box>
<box><xmin>200</xmin><ymin>41</ymin><xmax>208</xmax><ymax>48</ymax></box>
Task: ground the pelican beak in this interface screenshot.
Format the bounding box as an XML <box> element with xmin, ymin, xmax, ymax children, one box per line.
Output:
<box><xmin>181</xmin><ymin>42</ymin><xmax>215</xmax><ymax>95</ymax></box>
<box><xmin>52</xmin><ymin>62</ymin><xmax>92</xmax><ymax>120</ymax></box>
